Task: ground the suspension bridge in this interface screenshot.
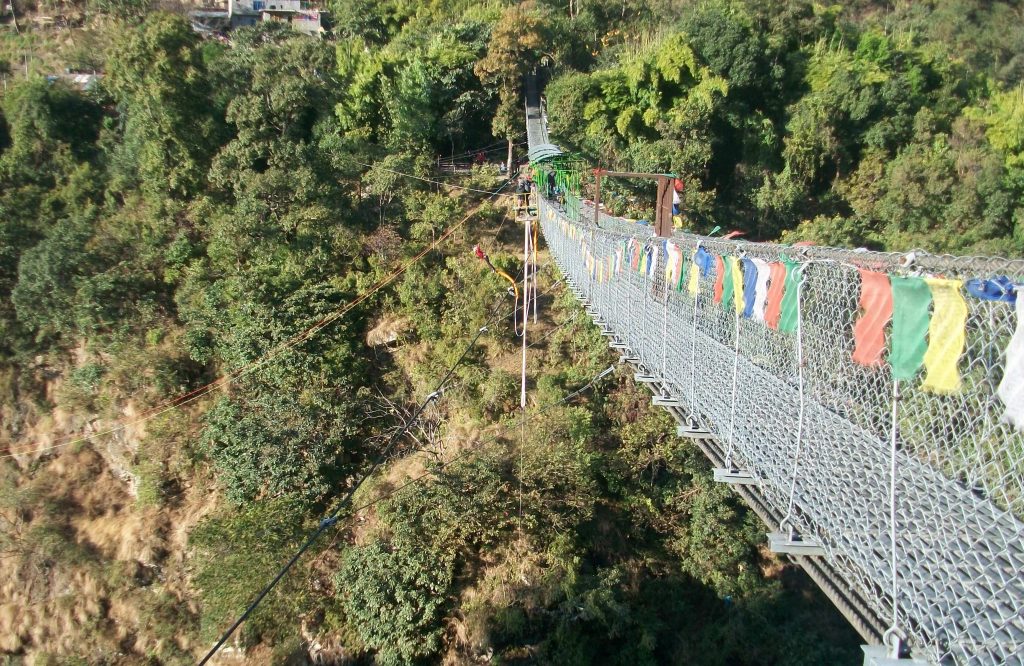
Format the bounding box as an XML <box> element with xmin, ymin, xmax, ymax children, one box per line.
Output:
<box><xmin>524</xmin><ymin>77</ymin><xmax>1024</xmax><ymax>665</ymax></box>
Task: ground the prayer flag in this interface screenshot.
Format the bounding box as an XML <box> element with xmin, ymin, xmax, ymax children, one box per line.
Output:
<box><xmin>741</xmin><ymin>257</ymin><xmax>758</xmax><ymax>319</ymax></box>
<box><xmin>778</xmin><ymin>261</ymin><xmax>801</xmax><ymax>333</ymax></box>
<box><xmin>713</xmin><ymin>255</ymin><xmax>726</xmax><ymax>303</ymax></box>
<box><xmin>851</xmin><ymin>269</ymin><xmax>893</xmax><ymax>367</ymax></box>
<box><xmin>647</xmin><ymin>245</ymin><xmax>659</xmax><ymax>280</ymax></box>
<box><xmin>764</xmin><ymin>262</ymin><xmax>786</xmax><ymax>330</ymax></box>
<box><xmin>687</xmin><ymin>257</ymin><xmax>700</xmax><ymax>295</ymax></box>
<box><xmin>751</xmin><ymin>258</ymin><xmax>770</xmax><ymax>321</ymax></box>
<box><xmin>694</xmin><ymin>247</ymin><xmax>714</xmax><ymax>277</ymax></box>
<box><xmin>922</xmin><ymin>278</ymin><xmax>967</xmax><ymax>394</ymax></box>
<box><xmin>998</xmin><ymin>291</ymin><xmax>1024</xmax><ymax>430</ymax></box>
<box><xmin>889</xmin><ymin>276</ymin><xmax>932</xmax><ymax>381</ymax></box>
<box><xmin>730</xmin><ymin>257</ymin><xmax>744</xmax><ymax>314</ymax></box>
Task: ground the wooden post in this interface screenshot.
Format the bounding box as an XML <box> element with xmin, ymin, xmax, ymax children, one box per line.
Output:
<box><xmin>591</xmin><ymin>168</ymin><xmax>675</xmax><ymax>236</ymax></box>
<box><xmin>654</xmin><ymin>175</ymin><xmax>674</xmax><ymax>238</ymax></box>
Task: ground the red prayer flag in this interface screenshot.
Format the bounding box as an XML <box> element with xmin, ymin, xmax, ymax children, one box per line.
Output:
<box><xmin>764</xmin><ymin>262</ymin><xmax>787</xmax><ymax>329</ymax></box>
<box><xmin>852</xmin><ymin>269</ymin><xmax>894</xmax><ymax>366</ymax></box>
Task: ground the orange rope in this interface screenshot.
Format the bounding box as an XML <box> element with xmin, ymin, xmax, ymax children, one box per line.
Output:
<box><xmin>2</xmin><ymin>197</ymin><xmax>495</xmax><ymax>460</ymax></box>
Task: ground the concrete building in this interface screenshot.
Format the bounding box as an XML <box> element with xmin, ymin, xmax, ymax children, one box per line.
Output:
<box><xmin>189</xmin><ymin>0</ymin><xmax>327</xmax><ymax>36</ymax></box>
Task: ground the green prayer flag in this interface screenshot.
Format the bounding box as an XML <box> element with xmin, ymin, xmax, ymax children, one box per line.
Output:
<box><xmin>778</xmin><ymin>260</ymin><xmax>801</xmax><ymax>332</ymax></box>
<box><xmin>889</xmin><ymin>276</ymin><xmax>932</xmax><ymax>380</ymax></box>
<box><xmin>721</xmin><ymin>257</ymin><xmax>734</xmax><ymax>308</ymax></box>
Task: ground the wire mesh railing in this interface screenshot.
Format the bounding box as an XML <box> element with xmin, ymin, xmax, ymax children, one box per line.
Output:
<box><xmin>537</xmin><ymin>195</ymin><xmax>1024</xmax><ymax>665</ymax></box>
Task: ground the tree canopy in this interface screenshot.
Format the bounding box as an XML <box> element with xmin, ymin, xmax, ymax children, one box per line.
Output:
<box><xmin>0</xmin><ymin>0</ymin><xmax>1019</xmax><ymax>662</ymax></box>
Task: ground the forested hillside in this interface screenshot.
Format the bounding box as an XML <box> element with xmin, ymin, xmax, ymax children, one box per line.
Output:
<box><xmin>0</xmin><ymin>0</ymin><xmax>1020</xmax><ymax>663</ymax></box>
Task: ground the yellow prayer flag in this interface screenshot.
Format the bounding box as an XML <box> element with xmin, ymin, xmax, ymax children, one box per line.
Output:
<box><xmin>730</xmin><ymin>257</ymin><xmax>744</xmax><ymax>314</ymax></box>
<box><xmin>922</xmin><ymin>278</ymin><xmax>967</xmax><ymax>394</ymax></box>
<box><xmin>687</xmin><ymin>258</ymin><xmax>700</xmax><ymax>295</ymax></box>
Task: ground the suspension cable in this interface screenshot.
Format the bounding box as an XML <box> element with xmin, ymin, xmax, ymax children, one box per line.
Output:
<box><xmin>780</xmin><ymin>263</ymin><xmax>810</xmax><ymax>536</ymax></box>
<box><xmin>3</xmin><ymin>179</ymin><xmax>515</xmax><ymax>461</ymax></box>
<box><xmin>723</xmin><ymin>253</ymin><xmax>744</xmax><ymax>468</ymax></box>
<box><xmin>886</xmin><ymin>377</ymin><xmax>903</xmax><ymax>657</ymax></box>
<box><xmin>198</xmin><ymin>323</ymin><xmax>491</xmax><ymax>665</ymax></box>
<box><xmin>350</xmin><ymin>364</ymin><xmax>616</xmax><ymax>520</ymax></box>
<box><xmin>348</xmin><ymin>158</ymin><xmax>518</xmax><ymax>197</ymax></box>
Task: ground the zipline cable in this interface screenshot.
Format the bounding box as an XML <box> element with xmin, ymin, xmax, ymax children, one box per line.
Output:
<box><xmin>202</xmin><ymin>362</ymin><xmax>617</xmax><ymax>665</ymax></box>
<box><xmin>144</xmin><ymin>276</ymin><xmax>578</xmax><ymax>511</ymax></box>
<box><xmin>346</xmin><ymin>364</ymin><xmax>615</xmax><ymax>518</ymax></box>
<box><xmin>198</xmin><ymin>324</ymin><xmax>492</xmax><ymax>665</ymax></box>
<box><xmin>3</xmin><ymin>178</ymin><xmax>515</xmax><ymax>461</ymax></box>
<box><xmin>349</xmin><ymin>158</ymin><xmax>519</xmax><ymax>197</ymax></box>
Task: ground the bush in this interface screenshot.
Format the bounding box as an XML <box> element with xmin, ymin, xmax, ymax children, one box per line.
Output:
<box><xmin>336</xmin><ymin>538</ymin><xmax>455</xmax><ymax>665</ymax></box>
<box><xmin>191</xmin><ymin>497</ymin><xmax>314</xmax><ymax>646</ymax></box>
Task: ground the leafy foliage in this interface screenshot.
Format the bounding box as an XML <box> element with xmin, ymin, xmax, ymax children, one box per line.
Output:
<box><xmin>545</xmin><ymin>0</ymin><xmax>1024</xmax><ymax>253</ymax></box>
<box><xmin>1</xmin><ymin>1</ymin><xmax>1017</xmax><ymax>662</ymax></box>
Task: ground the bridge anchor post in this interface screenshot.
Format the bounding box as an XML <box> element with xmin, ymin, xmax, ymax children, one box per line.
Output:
<box><xmin>860</xmin><ymin>645</ymin><xmax>928</xmax><ymax>666</ymax></box>
<box><xmin>712</xmin><ymin>468</ymin><xmax>758</xmax><ymax>485</ymax></box>
<box><xmin>768</xmin><ymin>530</ymin><xmax>826</xmax><ymax>557</ymax></box>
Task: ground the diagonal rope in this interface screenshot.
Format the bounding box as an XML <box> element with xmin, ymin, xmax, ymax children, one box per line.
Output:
<box><xmin>2</xmin><ymin>179</ymin><xmax>514</xmax><ymax>461</ymax></box>
<box><xmin>198</xmin><ymin>362</ymin><xmax>614</xmax><ymax>664</ymax></box>
<box><xmin>198</xmin><ymin>323</ymin><xmax>491</xmax><ymax>665</ymax></box>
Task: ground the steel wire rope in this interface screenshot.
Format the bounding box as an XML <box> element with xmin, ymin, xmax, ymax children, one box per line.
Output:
<box><xmin>139</xmin><ymin>277</ymin><xmax>577</xmax><ymax>511</ymax></box>
<box><xmin>348</xmin><ymin>157</ymin><xmax>519</xmax><ymax>197</ymax></box>
<box><xmin>435</xmin><ymin>143</ymin><xmax>529</xmax><ymax>172</ymax></box>
<box><xmin>723</xmin><ymin>251</ymin><xmax>745</xmax><ymax>469</ymax></box>
<box><xmin>2</xmin><ymin>179</ymin><xmax>515</xmax><ymax>461</ymax></box>
<box><xmin>779</xmin><ymin>262</ymin><xmax>810</xmax><ymax>537</ymax></box>
<box><xmin>345</xmin><ymin>364</ymin><xmax>615</xmax><ymax>519</ymax></box>
<box><xmin>198</xmin><ymin>323</ymin><xmax>493</xmax><ymax>665</ymax></box>
<box><xmin>688</xmin><ymin>246</ymin><xmax>701</xmax><ymax>426</ymax></box>
<box><xmin>436</xmin><ymin>139</ymin><xmax>526</xmax><ymax>163</ymax></box>
<box><xmin>885</xmin><ymin>377</ymin><xmax>904</xmax><ymax>657</ymax></box>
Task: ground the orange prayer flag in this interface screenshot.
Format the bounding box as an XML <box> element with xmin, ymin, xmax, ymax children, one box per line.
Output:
<box><xmin>764</xmin><ymin>262</ymin><xmax>787</xmax><ymax>329</ymax></box>
<box><xmin>713</xmin><ymin>255</ymin><xmax>725</xmax><ymax>303</ymax></box>
<box><xmin>852</xmin><ymin>269</ymin><xmax>894</xmax><ymax>367</ymax></box>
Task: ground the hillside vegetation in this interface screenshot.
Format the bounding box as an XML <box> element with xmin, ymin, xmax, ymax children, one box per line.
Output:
<box><xmin>0</xmin><ymin>0</ymin><xmax>1020</xmax><ymax>663</ymax></box>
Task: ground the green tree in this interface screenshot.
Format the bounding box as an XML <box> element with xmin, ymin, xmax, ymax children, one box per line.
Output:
<box><xmin>0</xmin><ymin>78</ymin><xmax>102</xmax><ymax>184</ymax></box>
<box><xmin>191</xmin><ymin>497</ymin><xmax>313</xmax><ymax>645</ymax></box>
<box><xmin>475</xmin><ymin>1</ymin><xmax>549</xmax><ymax>172</ymax></box>
<box><xmin>90</xmin><ymin>0</ymin><xmax>150</xmax><ymax>20</ymax></box>
<box><xmin>10</xmin><ymin>211</ymin><xmax>99</xmax><ymax>340</ymax></box>
<box><xmin>336</xmin><ymin>538</ymin><xmax>455</xmax><ymax>665</ymax></box>
<box><xmin>106</xmin><ymin>13</ymin><xmax>218</xmax><ymax>200</ymax></box>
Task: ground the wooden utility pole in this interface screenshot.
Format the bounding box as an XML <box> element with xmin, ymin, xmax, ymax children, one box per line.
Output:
<box><xmin>591</xmin><ymin>169</ymin><xmax>677</xmax><ymax>238</ymax></box>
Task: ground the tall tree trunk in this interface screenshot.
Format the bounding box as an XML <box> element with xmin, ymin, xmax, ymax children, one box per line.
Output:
<box><xmin>506</xmin><ymin>138</ymin><xmax>514</xmax><ymax>178</ymax></box>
